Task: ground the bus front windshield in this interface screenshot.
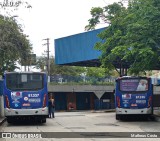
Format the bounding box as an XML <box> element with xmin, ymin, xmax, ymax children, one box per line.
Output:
<box><xmin>6</xmin><ymin>73</ymin><xmax>44</xmax><ymax>91</ymax></box>
<box><xmin>120</xmin><ymin>78</ymin><xmax>149</xmax><ymax>92</ymax></box>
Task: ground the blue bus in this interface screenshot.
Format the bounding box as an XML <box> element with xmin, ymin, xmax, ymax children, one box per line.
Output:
<box><xmin>115</xmin><ymin>76</ymin><xmax>153</xmax><ymax>120</ymax></box>
<box><xmin>3</xmin><ymin>72</ymin><xmax>48</xmax><ymax>123</ymax></box>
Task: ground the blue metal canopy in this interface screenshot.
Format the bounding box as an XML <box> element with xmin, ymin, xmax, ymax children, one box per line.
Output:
<box><xmin>54</xmin><ymin>27</ymin><xmax>105</xmax><ymax>66</ymax></box>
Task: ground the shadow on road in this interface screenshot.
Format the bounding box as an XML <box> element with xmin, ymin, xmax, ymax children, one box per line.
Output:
<box><xmin>7</xmin><ymin>119</ymin><xmax>46</xmax><ymax>126</ymax></box>
<box><xmin>118</xmin><ymin>115</ymin><xmax>160</xmax><ymax>122</ymax></box>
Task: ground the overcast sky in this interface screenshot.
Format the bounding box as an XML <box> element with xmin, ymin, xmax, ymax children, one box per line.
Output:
<box><xmin>2</xmin><ymin>0</ymin><xmax>120</xmax><ymax>56</ymax></box>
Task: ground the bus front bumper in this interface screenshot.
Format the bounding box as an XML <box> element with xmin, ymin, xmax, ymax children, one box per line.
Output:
<box><xmin>116</xmin><ymin>107</ymin><xmax>152</xmax><ymax>115</ymax></box>
<box><xmin>5</xmin><ymin>107</ymin><xmax>48</xmax><ymax>116</ymax></box>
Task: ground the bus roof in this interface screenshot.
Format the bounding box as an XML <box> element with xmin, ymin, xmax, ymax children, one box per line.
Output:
<box><xmin>117</xmin><ymin>76</ymin><xmax>150</xmax><ymax>80</ymax></box>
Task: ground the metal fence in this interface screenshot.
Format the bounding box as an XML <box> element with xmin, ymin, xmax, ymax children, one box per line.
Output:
<box><xmin>50</xmin><ymin>75</ymin><xmax>116</xmax><ymax>85</ymax></box>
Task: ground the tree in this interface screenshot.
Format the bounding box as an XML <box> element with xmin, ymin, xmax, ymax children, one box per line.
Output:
<box><xmin>0</xmin><ymin>0</ymin><xmax>32</xmax><ymax>75</ymax></box>
<box><xmin>86</xmin><ymin>0</ymin><xmax>160</xmax><ymax>75</ymax></box>
<box><xmin>85</xmin><ymin>67</ymin><xmax>106</xmax><ymax>78</ymax></box>
<box><xmin>0</xmin><ymin>14</ymin><xmax>32</xmax><ymax>75</ymax></box>
<box><xmin>35</xmin><ymin>56</ymin><xmax>85</xmax><ymax>76</ymax></box>
<box><xmin>35</xmin><ymin>55</ymin><xmax>47</xmax><ymax>72</ymax></box>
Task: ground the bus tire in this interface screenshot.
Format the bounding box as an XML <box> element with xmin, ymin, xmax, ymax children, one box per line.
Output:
<box><xmin>116</xmin><ymin>115</ymin><xmax>120</xmax><ymax>120</ymax></box>
<box><xmin>42</xmin><ymin>118</ymin><xmax>46</xmax><ymax>123</ymax></box>
<box><xmin>7</xmin><ymin>118</ymin><xmax>12</xmax><ymax>124</ymax></box>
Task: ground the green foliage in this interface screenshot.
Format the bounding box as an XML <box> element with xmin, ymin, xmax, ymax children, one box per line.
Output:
<box><xmin>35</xmin><ymin>56</ymin><xmax>86</xmax><ymax>76</ymax></box>
<box><xmin>35</xmin><ymin>56</ymin><xmax>46</xmax><ymax>72</ymax></box>
<box><xmin>0</xmin><ymin>15</ymin><xmax>32</xmax><ymax>75</ymax></box>
<box><xmin>85</xmin><ymin>7</ymin><xmax>103</xmax><ymax>30</ymax></box>
<box><xmin>35</xmin><ymin>56</ymin><xmax>115</xmax><ymax>79</ymax></box>
<box><xmin>49</xmin><ymin>81</ymin><xmax>114</xmax><ymax>86</ymax></box>
<box><xmin>86</xmin><ymin>0</ymin><xmax>160</xmax><ymax>75</ymax></box>
<box><xmin>85</xmin><ymin>67</ymin><xmax>106</xmax><ymax>78</ymax></box>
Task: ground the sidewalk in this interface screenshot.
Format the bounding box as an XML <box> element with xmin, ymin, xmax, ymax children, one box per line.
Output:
<box><xmin>153</xmin><ymin>109</ymin><xmax>160</xmax><ymax>117</ymax></box>
<box><xmin>0</xmin><ymin>109</ymin><xmax>159</xmax><ymax>125</ymax></box>
<box><xmin>92</xmin><ymin>109</ymin><xmax>115</xmax><ymax>113</ymax></box>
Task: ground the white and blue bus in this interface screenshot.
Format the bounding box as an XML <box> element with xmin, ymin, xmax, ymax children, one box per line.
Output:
<box><xmin>115</xmin><ymin>76</ymin><xmax>153</xmax><ymax>120</ymax></box>
<box><xmin>3</xmin><ymin>72</ymin><xmax>48</xmax><ymax>123</ymax></box>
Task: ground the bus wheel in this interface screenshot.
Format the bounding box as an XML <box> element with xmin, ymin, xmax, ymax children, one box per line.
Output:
<box><xmin>116</xmin><ymin>115</ymin><xmax>120</xmax><ymax>120</ymax></box>
<box><xmin>7</xmin><ymin>118</ymin><xmax>12</xmax><ymax>124</ymax></box>
<box><xmin>42</xmin><ymin>118</ymin><xmax>46</xmax><ymax>123</ymax></box>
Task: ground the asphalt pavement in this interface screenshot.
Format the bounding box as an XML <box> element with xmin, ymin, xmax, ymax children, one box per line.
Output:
<box><xmin>0</xmin><ymin>109</ymin><xmax>160</xmax><ymax>126</ymax></box>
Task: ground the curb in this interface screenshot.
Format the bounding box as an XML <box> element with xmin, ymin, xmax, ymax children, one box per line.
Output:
<box><xmin>91</xmin><ymin>109</ymin><xmax>115</xmax><ymax>113</ymax></box>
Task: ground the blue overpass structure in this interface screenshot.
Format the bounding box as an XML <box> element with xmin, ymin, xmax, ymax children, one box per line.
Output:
<box><xmin>54</xmin><ymin>27</ymin><xmax>105</xmax><ymax>67</ymax></box>
<box><xmin>53</xmin><ymin>27</ymin><xmax>116</xmax><ymax>111</ymax></box>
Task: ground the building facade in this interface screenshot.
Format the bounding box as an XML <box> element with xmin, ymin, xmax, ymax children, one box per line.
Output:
<box><xmin>48</xmin><ymin>85</ymin><xmax>115</xmax><ymax>111</ymax></box>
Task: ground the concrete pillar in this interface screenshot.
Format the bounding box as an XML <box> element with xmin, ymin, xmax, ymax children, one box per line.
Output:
<box><xmin>0</xmin><ymin>96</ymin><xmax>4</xmax><ymax>117</ymax></box>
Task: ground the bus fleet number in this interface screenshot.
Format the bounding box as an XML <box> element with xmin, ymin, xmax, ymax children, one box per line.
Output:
<box><xmin>28</xmin><ymin>94</ymin><xmax>39</xmax><ymax>97</ymax></box>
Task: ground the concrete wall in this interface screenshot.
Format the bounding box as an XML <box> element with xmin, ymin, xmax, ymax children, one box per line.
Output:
<box><xmin>48</xmin><ymin>84</ymin><xmax>114</xmax><ymax>99</ymax></box>
<box><xmin>48</xmin><ymin>84</ymin><xmax>160</xmax><ymax>95</ymax></box>
<box><xmin>48</xmin><ymin>85</ymin><xmax>160</xmax><ymax>109</ymax></box>
<box><xmin>48</xmin><ymin>85</ymin><xmax>114</xmax><ymax>92</ymax></box>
